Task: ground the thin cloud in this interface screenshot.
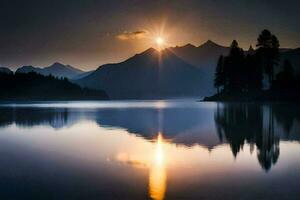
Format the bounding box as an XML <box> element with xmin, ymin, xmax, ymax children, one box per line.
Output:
<box><xmin>116</xmin><ymin>30</ymin><xmax>148</xmax><ymax>40</ymax></box>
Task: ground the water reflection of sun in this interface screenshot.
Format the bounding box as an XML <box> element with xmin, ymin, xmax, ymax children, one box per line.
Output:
<box><xmin>149</xmin><ymin>133</ymin><xmax>167</xmax><ymax>200</ymax></box>
<box><xmin>114</xmin><ymin>132</ymin><xmax>167</xmax><ymax>200</ymax></box>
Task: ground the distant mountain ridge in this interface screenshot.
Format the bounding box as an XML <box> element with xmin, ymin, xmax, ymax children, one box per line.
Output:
<box><xmin>169</xmin><ymin>40</ymin><xmax>230</xmax><ymax>69</ymax></box>
<box><xmin>169</xmin><ymin>40</ymin><xmax>296</xmax><ymax>70</ymax></box>
<box><xmin>16</xmin><ymin>62</ymin><xmax>85</xmax><ymax>79</ymax></box>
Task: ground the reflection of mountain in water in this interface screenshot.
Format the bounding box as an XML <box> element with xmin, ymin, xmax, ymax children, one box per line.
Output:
<box><xmin>0</xmin><ymin>106</ymin><xmax>222</xmax><ymax>149</ymax></box>
<box><xmin>1</xmin><ymin>103</ymin><xmax>300</xmax><ymax>171</ymax></box>
<box><xmin>94</xmin><ymin>107</ymin><xmax>221</xmax><ymax>149</ymax></box>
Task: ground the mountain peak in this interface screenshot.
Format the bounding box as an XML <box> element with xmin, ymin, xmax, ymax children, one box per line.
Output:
<box><xmin>137</xmin><ymin>47</ymin><xmax>159</xmax><ymax>57</ymax></box>
<box><xmin>199</xmin><ymin>40</ymin><xmax>222</xmax><ymax>48</ymax></box>
<box><xmin>46</xmin><ymin>62</ymin><xmax>83</xmax><ymax>73</ymax></box>
<box><xmin>53</xmin><ymin>62</ymin><xmax>63</xmax><ymax>65</ymax></box>
<box><xmin>50</xmin><ymin>62</ymin><xmax>65</xmax><ymax>68</ymax></box>
<box><xmin>18</xmin><ymin>65</ymin><xmax>38</xmax><ymax>70</ymax></box>
<box><xmin>144</xmin><ymin>47</ymin><xmax>157</xmax><ymax>53</ymax></box>
<box><xmin>206</xmin><ymin>39</ymin><xmax>215</xmax><ymax>44</ymax></box>
<box><xmin>171</xmin><ymin>43</ymin><xmax>197</xmax><ymax>50</ymax></box>
<box><xmin>16</xmin><ymin>65</ymin><xmax>41</xmax><ymax>74</ymax></box>
<box><xmin>182</xmin><ymin>43</ymin><xmax>196</xmax><ymax>48</ymax></box>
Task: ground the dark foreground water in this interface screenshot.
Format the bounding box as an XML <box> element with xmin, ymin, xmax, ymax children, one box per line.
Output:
<box><xmin>0</xmin><ymin>100</ymin><xmax>300</xmax><ymax>200</ymax></box>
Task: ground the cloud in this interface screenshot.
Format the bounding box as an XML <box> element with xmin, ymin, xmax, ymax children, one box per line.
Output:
<box><xmin>116</xmin><ymin>30</ymin><xmax>148</xmax><ymax>40</ymax></box>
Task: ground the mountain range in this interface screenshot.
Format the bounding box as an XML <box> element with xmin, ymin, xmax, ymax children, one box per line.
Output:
<box><xmin>16</xmin><ymin>62</ymin><xmax>84</xmax><ymax>79</ymax></box>
<box><xmin>169</xmin><ymin>40</ymin><xmax>230</xmax><ymax>69</ymax></box>
<box><xmin>4</xmin><ymin>40</ymin><xmax>300</xmax><ymax>99</ymax></box>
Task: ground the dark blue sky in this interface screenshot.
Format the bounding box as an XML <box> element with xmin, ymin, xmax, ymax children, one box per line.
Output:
<box><xmin>0</xmin><ymin>0</ymin><xmax>300</xmax><ymax>70</ymax></box>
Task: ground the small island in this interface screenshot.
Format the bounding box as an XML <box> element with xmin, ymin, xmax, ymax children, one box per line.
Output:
<box><xmin>204</xmin><ymin>29</ymin><xmax>300</xmax><ymax>102</ymax></box>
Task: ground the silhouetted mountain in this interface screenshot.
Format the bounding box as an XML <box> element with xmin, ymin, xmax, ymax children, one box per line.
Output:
<box><xmin>76</xmin><ymin>48</ymin><xmax>206</xmax><ymax>99</ymax></box>
<box><xmin>0</xmin><ymin>67</ymin><xmax>13</xmax><ymax>74</ymax></box>
<box><xmin>16</xmin><ymin>65</ymin><xmax>40</xmax><ymax>73</ymax></box>
<box><xmin>0</xmin><ymin>72</ymin><xmax>108</xmax><ymax>100</ymax></box>
<box><xmin>16</xmin><ymin>62</ymin><xmax>84</xmax><ymax>79</ymax></box>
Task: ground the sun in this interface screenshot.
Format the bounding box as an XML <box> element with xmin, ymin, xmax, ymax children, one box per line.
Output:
<box><xmin>155</xmin><ymin>37</ymin><xmax>164</xmax><ymax>46</ymax></box>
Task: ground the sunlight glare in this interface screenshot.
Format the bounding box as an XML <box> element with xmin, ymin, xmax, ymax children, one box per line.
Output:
<box><xmin>155</xmin><ymin>37</ymin><xmax>164</xmax><ymax>46</ymax></box>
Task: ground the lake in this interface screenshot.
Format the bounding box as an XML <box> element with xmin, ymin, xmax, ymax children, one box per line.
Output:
<box><xmin>0</xmin><ymin>100</ymin><xmax>300</xmax><ymax>200</ymax></box>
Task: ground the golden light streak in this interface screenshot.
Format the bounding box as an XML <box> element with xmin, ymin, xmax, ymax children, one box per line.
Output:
<box><xmin>149</xmin><ymin>133</ymin><xmax>167</xmax><ymax>200</ymax></box>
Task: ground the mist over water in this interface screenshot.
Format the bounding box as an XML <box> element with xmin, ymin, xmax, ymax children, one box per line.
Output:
<box><xmin>0</xmin><ymin>100</ymin><xmax>300</xmax><ymax>199</ymax></box>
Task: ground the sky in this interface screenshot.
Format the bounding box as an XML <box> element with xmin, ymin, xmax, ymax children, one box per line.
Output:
<box><xmin>0</xmin><ymin>0</ymin><xmax>300</xmax><ymax>71</ymax></box>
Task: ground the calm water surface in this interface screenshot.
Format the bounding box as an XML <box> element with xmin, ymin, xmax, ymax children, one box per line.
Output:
<box><xmin>0</xmin><ymin>100</ymin><xmax>300</xmax><ymax>200</ymax></box>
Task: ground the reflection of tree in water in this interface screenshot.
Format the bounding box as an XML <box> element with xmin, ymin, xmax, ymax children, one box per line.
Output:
<box><xmin>0</xmin><ymin>108</ymin><xmax>14</xmax><ymax>127</ymax></box>
<box><xmin>214</xmin><ymin>103</ymin><xmax>279</xmax><ymax>171</ymax></box>
<box><xmin>0</xmin><ymin>108</ymin><xmax>69</xmax><ymax>129</ymax></box>
<box><xmin>257</xmin><ymin>105</ymin><xmax>280</xmax><ymax>171</ymax></box>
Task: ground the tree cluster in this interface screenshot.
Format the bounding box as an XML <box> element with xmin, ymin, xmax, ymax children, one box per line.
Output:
<box><xmin>0</xmin><ymin>72</ymin><xmax>109</xmax><ymax>100</ymax></box>
<box><xmin>214</xmin><ymin>29</ymin><xmax>297</xmax><ymax>97</ymax></box>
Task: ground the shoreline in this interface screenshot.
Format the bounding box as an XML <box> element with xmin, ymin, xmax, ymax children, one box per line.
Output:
<box><xmin>202</xmin><ymin>92</ymin><xmax>300</xmax><ymax>102</ymax></box>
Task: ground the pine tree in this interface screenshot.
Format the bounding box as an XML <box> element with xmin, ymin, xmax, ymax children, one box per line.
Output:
<box><xmin>223</xmin><ymin>40</ymin><xmax>245</xmax><ymax>93</ymax></box>
<box><xmin>256</xmin><ymin>29</ymin><xmax>280</xmax><ymax>86</ymax></box>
